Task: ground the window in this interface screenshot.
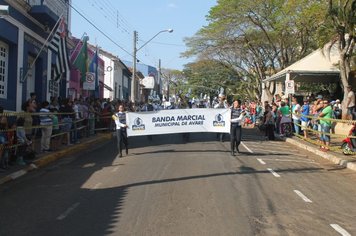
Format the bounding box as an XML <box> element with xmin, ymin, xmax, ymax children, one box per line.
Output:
<box><xmin>0</xmin><ymin>41</ymin><xmax>8</xmax><ymax>99</ymax></box>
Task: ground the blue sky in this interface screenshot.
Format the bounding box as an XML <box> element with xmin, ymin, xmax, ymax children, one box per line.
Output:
<box><xmin>70</xmin><ymin>0</ymin><xmax>217</xmax><ymax>70</ymax></box>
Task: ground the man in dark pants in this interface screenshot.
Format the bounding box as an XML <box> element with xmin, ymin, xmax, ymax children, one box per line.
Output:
<box><xmin>112</xmin><ymin>104</ymin><xmax>128</xmax><ymax>157</ymax></box>
<box><xmin>230</xmin><ymin>99</ymin><xmax>245</xmax><ymax>156</ymax></box>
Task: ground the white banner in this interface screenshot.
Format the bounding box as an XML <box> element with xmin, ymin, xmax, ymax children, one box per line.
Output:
<box><xmin>127</xmin><ymin>108</ymin><xmax>231</xmax><ymax>137</ymax></box>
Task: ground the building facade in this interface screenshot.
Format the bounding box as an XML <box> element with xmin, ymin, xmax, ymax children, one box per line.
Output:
<box><xmin>0</xmin><ymin>0</ymin><xmax>71</xmax><ymax>111</ymax></box>
<box><xmin>123</xmin><ymin>60</ymin><xmax>161</xmax><ymax>102</ymax></box>
<box><xmin>99</xmin><ymin>49</ymin><xmax>131</xmax><ymax>101</ymax></box>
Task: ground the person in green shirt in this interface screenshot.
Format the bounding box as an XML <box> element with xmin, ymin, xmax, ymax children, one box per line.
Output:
<box><xmin>318</xmin><ymin>100</ymin><xmax>333</xmax><ymax>151</ymax></box>
<box><xmin>278</xmin><ymin>101</ymin><xmax>291</xmax><ymax>136</ymax></box>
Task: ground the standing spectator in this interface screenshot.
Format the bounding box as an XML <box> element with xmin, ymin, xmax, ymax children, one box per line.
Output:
<box><xmin>39</xmin><ymin>101</ymin><xmax>53</xmax><ymax>152</ymax></box>
<box><xmin>50</xmin><ymin>108</ymin><xmax>60</xmax><ymax>150</ymax></box>
<box><xmin>59</xmin><ymin>99</ymin><xmax>74</xmax><ymax>145</ymax></box>
<box><xmin>264</xmin><ymin>105</ymin><xmax>275</xmax><ymax>140</ymax></box>
<box><xmin>346</xmin><ymin>85</ymin><xmax>355</xmax><ymax>120</ymax></box>
<box><xmin>0</xmin><ymin>106</ymin><xmax>8</xmax><ymax>170</ymax></box>
<box><xmin>49</xmin><ymin>96</ymin><xmax>60</xmax><ymax>110</ymax></box>
<box><xmin>311</xmin><ymin>97</ymin><xmax>324</xmax><ymax>142</ymax></box>
<box><xmin>318</xmin><ymin>100</ymin><xmax>333</xmax><ymax>151</ymax></box>
<box><xmin>291</xmin><ymin>97</ymin><xmax>301</xmax><ymax>135</ymax></box>
<box><xmin>300</xmin><ymin>99</ymin><xmax>310</xmax><ymax>139</ymax></box>
<box><xmin>278</xmin><ymin>101</ymin><xmax>291</xmax><ymax>136</ymax></box>
<box><xmin>250</xmin><ymin>102</ymin><xmax>257</xmax><ymax>128</ymax></box>
<box><xmin>22</xmin><ymin>100</ymin><xmax>35</xmax><ymax>149</ymax></box>
<box><xmin>333</xmin><ymin>99</ymin><xmax>342</xmax><ymax>119</ymax></box>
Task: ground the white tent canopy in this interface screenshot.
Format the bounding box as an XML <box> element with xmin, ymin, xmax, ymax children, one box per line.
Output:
<box><xmin>264</xmin><ymin>44</ymin><xmax>340</xmax><ymax>83</ymax></box>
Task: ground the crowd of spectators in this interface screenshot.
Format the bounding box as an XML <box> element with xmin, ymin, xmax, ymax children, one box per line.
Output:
<box><xmin>0</xmin><ymin>93</ymin><xmax>133</xmax><ymax>172</ymax></box>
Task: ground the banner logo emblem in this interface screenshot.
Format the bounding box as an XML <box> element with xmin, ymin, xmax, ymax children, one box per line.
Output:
<box><xmin>213</xmin><ymin>114</ymin><xmax>225</xmax><ymax>127</ymax></box>
<box><xmin>132</xmin><ymin>117</ymin><xmax>145</xmax><ymax>131</ymax></box>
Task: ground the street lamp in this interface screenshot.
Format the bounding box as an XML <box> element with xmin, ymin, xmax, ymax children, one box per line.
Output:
<box><xmin>131</xmin><ymin>29</ymin><xmax>173</xmax><ymax>102</ymax></box>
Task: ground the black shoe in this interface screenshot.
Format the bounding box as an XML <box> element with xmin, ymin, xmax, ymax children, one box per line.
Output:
<box><xmin>119</xmin><ymin>153</ymin><xmax>123</xmax><ymax>158</ymax></box>
<box><xmin>236</xmin><ymin>147</ymin><xmax>240</xmax><ymax>153</ymax></box>
<box><xmin>231</xmin><ymin>151</ymin><xmax>235</xmax><ymax>156</ymax></box>
<box><xmin>126</xmin><ymin>149</ymin><xmax>128</xmax><ymax>155</ymax></box>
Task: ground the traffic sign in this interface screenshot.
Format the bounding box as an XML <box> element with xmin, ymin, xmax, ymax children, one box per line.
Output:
<box><xmin>285</xmin><ymin>80</ymin><xmax>295</xmax><ymax>95</ymax></box>
<box><xmin>86</xmin><ymin>72</ymin><xmax>95</xmax><ymax>83</ymax></box>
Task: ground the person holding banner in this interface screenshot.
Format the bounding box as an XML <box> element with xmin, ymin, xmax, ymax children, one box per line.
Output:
<box><xmin>215</xmin><ymin>93</ymin><xmax>229</xmax><ymax>142</ymax></box>
<box><xmin>112</xmin><ymin>104</ymin><xmax>129</xmax><ymax>157</ymax></box>
<box><xmin>230</xmin><ymin>99</ymin><xmax>246</xmax><ymax>156</ymax></box>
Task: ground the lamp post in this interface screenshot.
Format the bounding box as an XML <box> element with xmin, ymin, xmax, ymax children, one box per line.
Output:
<box><xmin>131</xmin><ymin>29</ymin><xmax>173</xmax><ymax>103</ymax></box>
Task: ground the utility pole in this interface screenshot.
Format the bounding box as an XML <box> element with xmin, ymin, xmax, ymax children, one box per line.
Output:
<box><xmin>131</xmin><ymin>30</ymin><xmax>137</xmax><ymax>102</ymax></box>
<box><xmin>158</xmin><ymin>58</ymin><xmax>161</xmax><ymax>100</ymax></box>
<box><xmin>131</xmin><ymin>29</ymin><xmax>173</xmax><ymax>102</ymax></box>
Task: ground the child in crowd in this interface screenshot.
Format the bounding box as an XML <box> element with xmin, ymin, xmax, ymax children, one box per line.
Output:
<box><xmin>50</xmin><ymin>108</ymin><xmax>60</xmax><ymax>150</ymax></box>
<box><xmin>16</xmin><ymin>117</ymin><xmax>32</xmax><ymax>165</ymax></box>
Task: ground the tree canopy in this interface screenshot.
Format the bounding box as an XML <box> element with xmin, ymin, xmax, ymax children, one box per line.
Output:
<box><xmin>182</xmin><ymin>0</ymin><xmax>328</xmax><ymax>100</ymax></box>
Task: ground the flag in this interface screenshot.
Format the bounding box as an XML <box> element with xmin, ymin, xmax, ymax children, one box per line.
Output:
<box><xmin>89</xmin><ymin>48</ymin><xmax>99</xmax><ymax>97</ymax></box>
<box><xmin>73</xmin><ymin>36</ymin><xmax>89</xmax><ymax>82</ymax></box>
<box><xmin>49</xmin><ymin>17</ymin><xmax>69</xmax><ymax>81</ymax></box>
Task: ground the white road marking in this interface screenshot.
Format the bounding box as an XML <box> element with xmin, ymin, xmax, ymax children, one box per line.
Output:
<box><xmin>9</xmin><ymin>170</ymin><xmax>27</xmax><ymax>180</ymax></box>
<box><xmin>82</xmin><ymin>163</ymin><xmax>96</xmax><ymax>168</ymax></box>
<box><xmin>111</xmin><ymin>166</ymin><xmax>120</xmax><ymax>172</ymax></box>
<box><xmin>267</xmin><ymin>168</ymin><xmax>280</xmax><ymax>177</ymax></box>
<box><xmin>241</xmin><ymin>142</ymin><xmax>253</xmax><ymax>153</ymax></box>
<box><xmin>56</xmin><ymin>202</ymin><xmax>80</xmax><ymax>220</ymax></box>
<box><xmin>257</xmin><ymin>158</ymin><xmax>266</xmax><ymax>165</ymax></box>
<box><xmin>330</xmin><ymin>224</ymin><xmax>351</xmax><ymax>236</ymax></box>
<box><xmin>293</xmin><ymin>190</ymin><xmax>313</xmax><ymax>203</ymax></box>
<box><xmin>91</xmin><ymin>183</ymin><xmax>102</xmax><ymax>190</ymax></box>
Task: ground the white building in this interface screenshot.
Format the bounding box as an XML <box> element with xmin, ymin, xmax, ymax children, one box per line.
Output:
<box><xmin>99</xmin><ymin>49</ymin><xmax>131</xmax><ymax>100</ymax></box>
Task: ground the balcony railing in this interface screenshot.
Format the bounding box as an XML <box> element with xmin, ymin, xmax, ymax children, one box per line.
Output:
<box><xmin>27</xmin><ymin>0</ymin><xmax>67</xmax><ymax>17</ymax></box>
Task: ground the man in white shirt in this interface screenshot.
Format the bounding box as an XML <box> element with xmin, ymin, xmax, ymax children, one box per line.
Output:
<box><xmin>346</xmin><ymin>85</ymin><xmax>355</xmax><ymax>120</ymax></box>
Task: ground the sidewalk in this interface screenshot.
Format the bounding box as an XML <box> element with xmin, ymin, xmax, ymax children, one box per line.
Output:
<box><xmin>278</xmin><ymin>135</ymin><xmax>356</xmax><ymax>172</ymax></box>
<box><xmin>0</xmin><ymin>132</ymin><xmax>113</xmax><ymax>186</ymax></box>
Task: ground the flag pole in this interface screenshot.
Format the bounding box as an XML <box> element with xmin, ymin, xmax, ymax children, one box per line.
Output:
<box><xmin>21</xmin><ymin>13</ymin><xmax>64</xmax><ymax>83</ymax></box>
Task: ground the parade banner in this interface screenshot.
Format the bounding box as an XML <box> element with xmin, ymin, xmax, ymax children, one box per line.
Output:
<box><xmin>126</xmin><ymin>108</ymin><xmax>231</xmax><ymax>137</ymax></box>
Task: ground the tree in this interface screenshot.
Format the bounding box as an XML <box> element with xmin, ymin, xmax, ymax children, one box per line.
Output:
<box><xmin>183</xmin><ymin>0</ymin><xmax>326</xmax><ymax>101</ymax></box>
<box><xmin>160</xmin><ymin>69</ymin><xmax>187</xmax><ymax>99</ymax></box>
<box><xmin>183</xmin><ymin>60</ymin><xmax>244</xmax><ymax>100</ymax></box>
<box><xmin>320</xmin><ymin>0</ymin><xmax>355</xmax><ymax>118</ymax></box>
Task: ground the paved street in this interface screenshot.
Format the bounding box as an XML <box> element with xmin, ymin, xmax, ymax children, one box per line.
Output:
<box><xmin>0</xmin><ymin>129</ymin><xmax>355</xmax><ymax>236</ymax></box>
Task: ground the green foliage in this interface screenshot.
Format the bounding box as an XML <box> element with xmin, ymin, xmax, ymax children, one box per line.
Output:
<box><xmin>183</xmin><ymin>0</ymin><xmax>328</xmax><ymax>99</ymax></box>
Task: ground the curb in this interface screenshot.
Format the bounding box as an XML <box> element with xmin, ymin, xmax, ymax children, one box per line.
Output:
<box><xmin>282</xmin><ymin>136</ymin><xmax>356</xmax><ymax>172</ymax></box>
<box><xmin>0</xmin><ymin>133</ymin><xmax>113</xmax><ymax>186</ymax></box>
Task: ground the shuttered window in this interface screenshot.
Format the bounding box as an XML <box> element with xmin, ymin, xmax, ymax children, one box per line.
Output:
<box><xmin>0</xmin><ymin>41</ymin><xmax>8</xmax><ymax>99</ymax></box>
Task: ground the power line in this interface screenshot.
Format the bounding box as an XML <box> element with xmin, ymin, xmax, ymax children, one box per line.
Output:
<box><xmin>62</xmin><ymin>0</ymin><xmax>133</xmax><ymax>57</ymax></box>
<box><xmin>88</xmin><ymin>0</ymin><xmax>131</xmax><ymax>35</ymax></box>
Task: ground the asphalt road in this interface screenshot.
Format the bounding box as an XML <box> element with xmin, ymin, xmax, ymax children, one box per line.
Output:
<box><xmin>0</xmin><ymin>129</ymin><xmax>355</xmax><ymax>236</ymax></box>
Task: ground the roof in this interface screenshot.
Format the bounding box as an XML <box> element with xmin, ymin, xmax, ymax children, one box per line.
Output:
<box><xmin>265</xmin><ymin>44</ymin><xmax>340</xmax><ymax>83</ymax></box>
